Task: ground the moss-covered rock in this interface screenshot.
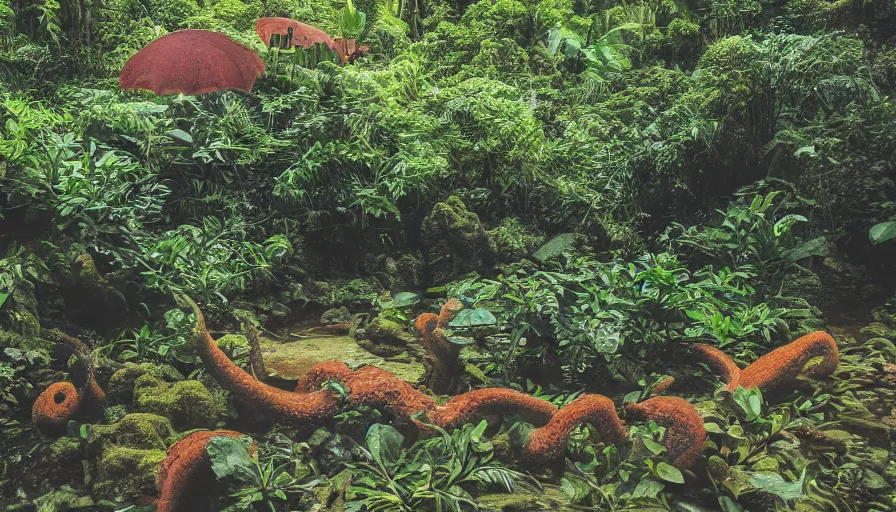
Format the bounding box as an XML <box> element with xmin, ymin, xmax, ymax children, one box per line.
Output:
<box><xmin>107</xmin><ymin>362</ymin><xmax>182</xmax><ymax>405</ymax></box>
<box><xmin>363</xmin><ymin>252</ymin><xmax>426</xmax><ymax>293</ymax></box>
<box><xmin>321</xmin><ymin>306</ymin><xmax>352</xmax><ymax>324</ymax></box>
<box><xmin>260</xmin><ymin>334</ymin><xmax>424</xmax><ymax>383</ymax></box>
<box><xmin>860</xmin><ymin>322</ymin><xmax>896</xmax><ymax>342</ymax></box>
<box><xmin>92</xmin><ymin>447</ymin><xmax>165</xmax><ymax>501</ymax></box>
<box><xmin>488</xmin><ymin>218</ymin><xmax>545</xmax><ymax>263</ymax></box>
<box><xmin>79</xmin><ymin>413</ymin><xmax>175</xmax><ymax>503</ymax></box>
<box><xmin>421</xmin><ymin>196</ymin><xmax>497</xmax><ymax>283</ymax></box>
<box><xmin>133</xmin><ymin>375</ymin><xmax>216</xmax><ymax>429</ymax></box>
<box><xmin>287</xmin><ymin>279</ymin><xmax>379</xmax><ymax>309</ymax></box>
<box><xmin>779</xmin><ymin>267</ymin><xmax>828</xmax><ymax>309</ymax></box>
<box><xmin>48</xmin><ymin>436</ymin><xmax>83</xmax><ymax>465</ymax></box>
<box><xmin>88</xmin><ymin>413</ymin><xmax>174</xmax><ymax>454</ymax></box>
<box><xmin>31</xmin><ymin>486</ymin><xmax>95</xmax><ymax>512</ymax></box>
<box><xmin>113</xmin><ymin>413</ymin><xmax>175</xmax><ymax>451</ymax></box>
<box><xmin>61</xmin><ymin>253</ymin><xmax>128</xmax><ymax>334</ymax></box>
<box><xmin>357</xmin><ymin>315</ymin><xmax>410</xmax><ymax>358</ymax></box>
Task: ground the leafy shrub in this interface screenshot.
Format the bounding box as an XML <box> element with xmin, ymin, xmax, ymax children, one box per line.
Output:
<box><xmin>208</xmin><ymin>434</ymin><xmax>321</xmax><ymax>511</ymax></box>
<box><xmin>448</xmin><ymin>251</ymin><xmax>784</xmax><ymax>385</ymax></box>
<box><xmin>347</xmin><ymin>421</ymin><xmax>529</xmax><ymax>511</ymax></box>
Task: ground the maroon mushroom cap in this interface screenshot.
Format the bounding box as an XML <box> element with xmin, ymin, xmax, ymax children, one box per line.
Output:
<box><xmin>119</xmin><ymin>29</ymin><xmax>266</xmax><ymax>96</ymax></box>
<box><xmin>254</xmin><ymin>17</ymin><xmax>338</xmax><ymax>51</ymax></box>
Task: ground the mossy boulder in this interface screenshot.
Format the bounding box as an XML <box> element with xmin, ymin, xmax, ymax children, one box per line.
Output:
<box><xmin>488</xmin><ymin>218</ymin><xmax>545</xmax><ymax>263</ymax></box>
<box><xmin>357</xmin><ymin>315</ymin><xmax>411</xmax><ymax>358</ymax></box>
<box><xmin>107</xmin><ymin>362</ymin><xmax>182</xmax><ymax>404</ymax></box>
<box><xmin>321</xmin><ymin>307</ymin><xmax>352</xmax><ymax>324</ymax></box>
<box><xmin>92</xmin><ymin>447</ymin><xmax>165</xmax><ymax>501</ymax></box>
<box><xmin>860</xmin><ymin>322</ymin><xmax>896</xmax><ymax>342</ymax></box>
<box><xmin>421</xmin><ymin>196</ymin><xmax>497</xmax><ymax>283</ymax></box>
<box><xmin>287</xmin><ymin>278</ymin><xmax>378</xmax><ymax>309</ymax></box>
<box><xmin>84</xmin><ymin>414</ymin><xmax>174</xmax><ymax>503</ymax></box>
<box><xmin>779</xmin><ymin>268</ymin><xmax>828</xmax><ymax>309</ymax></box>
<box><xmin>48</xmin><ymin>436</ymin><xmax>83</xmax><ymax>465</ymax></box>
<box><xmin>133</xmin><ymin>374</ymin><xmax>216</xmax><ymax>429</ymax></box>
<box><xmin>260</xmin><ymin>334</ymin><xmax>424</xmax><ymax>384</ymax></box>
<box><xmin>364</xmin><ymin>252</ymin><xmax>425</xmax><ymax>292</ymax></box>
<box><xmin>60</xmin><ymin>253</ymin><xmax>128</xmax><ymax>334</ymax></box>
<box><xmin>30</xmin><ymin>486</ymin><xmax>95</xmax><ymax>512</ymax></box>
<box><xmin>112</xmin><ymin>413</ymin><xmax>175</xmax><ymax>451</ymax></box>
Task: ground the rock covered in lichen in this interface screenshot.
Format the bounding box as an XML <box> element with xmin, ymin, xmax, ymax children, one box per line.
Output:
<box><xmin>133</xmin><ymin>375</ymin><xmax>217</xmax><ymax>429</ymax></box>
<box><xmin>488</xmin><ymin>217</ymin><xmax>545</xmax><ymax>262</ymax></box>
<box><xmin>84</xmin><ymin>413</ymin><xmax>176</xmax><ymax>503</ymax></box>
<box><xmin>421</xmin><ymin>196</ymin><xmax>497</xmax><ymax>283</ymax></box>
<box><xmin>107</xmin><ymin>362</ymin><xmax>182</xmax><ymax>405</ymax></box>
<box><xmin>93</xmin><ymin>447</ymin><xmax>166</xmax><ymax>501</ymax></box>
<box><xmin>321</xmin><ymin>306</ymin><xmax>352</xmax><ymax>324</ymax></box>
<box><xmin>358</xmin><ymin>315</ymin><xmax>411</xmax><ymax>357</ymax></box>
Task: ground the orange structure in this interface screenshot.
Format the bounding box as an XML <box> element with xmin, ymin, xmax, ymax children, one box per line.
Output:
<box><xmin>524</xmin><ymin>394</ymin><xmax>629</xmax><ymax>463</ymax></box>
<box><xmin>415</xmin><ymin>298</ymin><xmax>464</xmax><ymax>394</ymax></box>
<box><xmin>32</xmin><ymin>330</ymin><xmax>106</xmax><ymax>433</ymax></box>
<box><xmin>688</xmin><ymin>343</ymin><xmax>742</xmax><ymax>392</ymax></box>
<box><xmin>156</xmin><ymin>430</ymin><xmax>251</xmax><ymax>512</ymax></box>
<box><xmin>119</xmin><ymin>30</ymin><xmax>265</xmax><ymax>96</ymax></box>
<box><xmin>741</xmin><ymin>331</ymin><xmax>839</xmax><ymax>393</ymax></box>
<box><xmin>625</xmin><ymin>396</ymin><xmax>706</xmax><ymax>469</ymax></box>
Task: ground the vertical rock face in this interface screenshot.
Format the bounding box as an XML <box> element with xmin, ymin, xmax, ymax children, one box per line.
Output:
<box><xmin>420</xmin><ymin>196</ymin><xmax>497</xmax><ymax>284</ymax></box>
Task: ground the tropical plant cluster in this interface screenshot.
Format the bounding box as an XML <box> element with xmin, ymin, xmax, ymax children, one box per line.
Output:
<box><xmin>0</xmin><ymin>0</ymin><xmax>895</xmax><ymax>509</ymax></box>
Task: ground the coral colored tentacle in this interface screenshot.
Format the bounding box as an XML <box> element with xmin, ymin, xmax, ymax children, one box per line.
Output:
<box><xmin>182</xmin><ymin>294</ymin><xmax>339</xmax><ymax>424</ymax></box>
<box><xmin>740</xmin><ymin>331</ymin><xmax>839</xmax><ymax>394</ymax></box>
<box><xmin>415</xmin><ymin>299</ymin><xmax>466</xmax><ymax>394</ymax></box>
<box><xmin>437</xmin><ymin>298</ymin><xmax>463</xmax><ymax>329</ymax></box>
<box><xmin>295</xmin><ymin>361</ymin><xmax>353</xmax><ymax>393</ymax></box>
<box><xmin>689</xmin><ymin>343</ymin><xmax>742</xmax><ymax>392</ymax></box>
<box><xmin>625</xmin><ymin>396</ymin><xmax>706</xmax><ymax>470</ymax></box>
<box><xmin>32</xmin><ymin>330</ymin><xmax>106</xmax><ymax>433</ymax></box>
<box><xmin>157</xmin><ymin>430</ymin><xmax>250</xmax><ymax>512</ymax></box>
<box><xmin>523</xmin><ymin>394</ymin><xmax>628</xmax><ymax>464</ymax></box>
<box><xmin>431</xmin><ymin>388</ymin><xmax>558</xmax><ymax>431</ymax></box>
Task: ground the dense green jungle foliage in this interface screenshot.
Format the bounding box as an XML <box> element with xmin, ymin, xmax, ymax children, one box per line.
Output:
<box><xmin>1</xmin><ymin>0</ymin><xmax>896</xmax><ymax>509</ymax></box>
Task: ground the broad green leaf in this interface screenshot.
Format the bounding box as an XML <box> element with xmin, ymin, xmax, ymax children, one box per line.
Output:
<box><xmin>656</xmin><ymin>462</ymin><xmax>685</xmax><ymax>484</ymax></box>
<box><xmin>633</xmin><ymin>478</ymin><xmax>664</xmax><ymax>498</ymax></box>
<box><xmin>719</xmin><ymin>496</ymin><xmax>745</xmax><ymax>512</ymax></box>
<box><xmin>392</xmin><ymin>292</ymin><xmax>419</xmax><ymax>307</ymax></box>
<box><xmin>773</xmin><ymin>214</ymin><xmax>807</xmax><ymax>236</ymax></box>
<box><xmin>869</xmin><ymin>221</ymin><xmax>896</xmax><ymax>244</ymax></box>
<box><xmin>786</xmin><ymin>236</ymin><xmax>827</xmax><ymax>261</ymax></box>
<box><xmin>207</xmin><ymin>435</ymin><xmax>256</xmax><ymax>484</ymax></box>
<box><xmin>449</xmin><ymin>308</ymin><xmax>497</xmax><ymax>328</ymax></box>
<box><xmin>533</xmin><ymin>233</ymin><xmax>575</xmax><ymax>261</ymax></box>
<box><xmin>793</xmin><ymin>145</ymin><xmax>816</xmax><ymax>157</ymax></box>
<box><xmin>0</xmin><ymin>291</ymin><xmax>8</xmax><ymax>310</ymax></box>
<box><xmin>560</xmin><ymin>476</ymin><xmax>591</xmax><ymax>503</ymax></box>
<box><xmin>643</xmin><ymin>438</ymin><xmax>666</xmax><ymax>455</ymax></box>
<box><xmin>164</xmin><ymin>129</ymin><xmax>193</xmax><ymax>145</ymax></box>
<box><xmin>447</xmin><ymin>336</ymin><xmax>476</xmax><ymax>345</ymax></box>
<box><xmin>366</xmin><ymin>423</ymin><xmax>404</xmax><ymax>467</ymax></box>
<box><xmin>747</xmin><ymin>470</ymin><xmax>806</xmax><ymax>501</ymax></box>
<box><xmin>704</xmin><ymin>423</ymin><xmax>724</xmax><ymax>434</ymax></box>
